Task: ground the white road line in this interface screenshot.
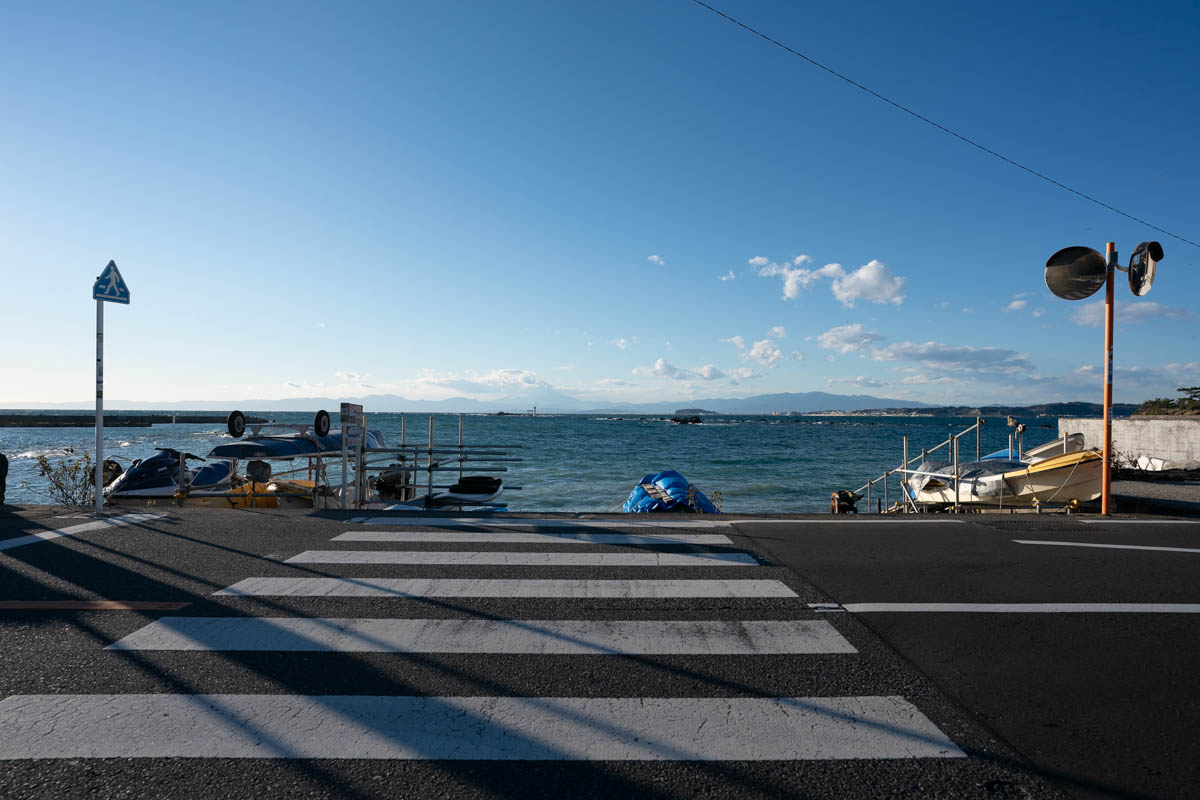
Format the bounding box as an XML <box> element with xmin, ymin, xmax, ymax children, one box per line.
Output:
<box><xmin>107</xmin><ymin>618</ymin><xmax>855</xmax><ymax>654</ymax></box>
<box><xmin>843</xmin><ymin>603</ymin><xmax>1200</xmax><ymax>613</ymax></box>
<box><xmin>1077</xmin><ymin>518</ymin><xmax>1198</xmax><ymax>525</ymax></box>
<box><xmin>331</xmin><ymin>531</ymin><xmax>735</xmax><ymax>545</ymax></box>
<box><xmin>347</xmin><ymin>517</ymin><xmax>732</xmax><ymax>529</ymax></box>
<box><xmin>284</xmin><ymin>551</ymin><xmax>759</xmax><ymax>566</ymax></box>
<box><xmin>0</xmin><ymin>514</ymin><xmax>164</xmax><ymax>552</ymax></box>
<box><xmin>0</xmin><ymin>694</ymin><xmax>963</xmax><ymax>760</ymax></box>
<box><xmin>732</xmin><ymin>519</ymin><xmax>964</xmax><ymax>524</ymax></box>
<box><xmin>216</xmin><ymin>577</ymin><xmax>797</xmax><ymax>598</ymax></box>
<box><xmin>1014</xmin><ymin>539</ymin><xmax>1200</xmax><ymax>554</ymax></box>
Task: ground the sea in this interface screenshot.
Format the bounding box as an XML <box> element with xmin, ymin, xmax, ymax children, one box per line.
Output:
<box><xmin>0</xmin><ymin>410</ymin><xmax>1064</xmax><ymax>513</ymax></box>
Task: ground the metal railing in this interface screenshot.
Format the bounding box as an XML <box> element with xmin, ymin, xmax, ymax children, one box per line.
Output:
<box><xmin>852</xmin><ymin>418</ymin><xmax>985</xmax><ymax>513</ymax></box>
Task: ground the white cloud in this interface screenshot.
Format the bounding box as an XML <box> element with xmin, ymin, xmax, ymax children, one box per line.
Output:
<box><xmin>827</xmin><ymin>375</ymin><xmax>884</xmax><ymax>388</ymax></box>
<box><xmin>870</xmin><ymin>341</ymin><xmax>1033</xmax><ymax>375</ymax></box>
<box><xmin>426</xmin><ymin>368</ymin><xmax>553</xmax><ymax>395</ymax></box>
<box><xmin>647</xmin><ymin>255</ymin><xmax>665</xmax><ymax>265</ymax></box>
<box><xmin>718</xmin><ymin>271</ymin><xmax>735</xmax><ymax>281</ymax></box>
<box><xmin>829</xmin><ymin>260</ymin><xmax>905</xmax><ymax>307</ymax></box>
<box><xmin>752</xmin><ymin>255</ymin><xmax>905</xmax><ymax>307</ymax></box>
<box><xmin>752</xmin><ymin>255</ymin><xmax>822</xmax><ymax>300</ymax></box>
<box><xmin>633</xmin><ymin>358</ymin><xmax>725</xmax><ymax>381</ymax></box>
<box><xmin>817</xmin><ymin>324</ymin><xmax>885</xmax><ymax>354</ymax></box>
<box><xmin>1004</xmin><ymin>299</ymin><xmax>1028</xmax><ymax>312</ymax></box>
<box><xmin>726</xmin><ymin>367</ymin><xmax>759</xmax><ymax>381</ymax></box>
<box><xmin>792</xmin><ymin>351</ymin><xmax>806</xmax><ymax>361</ymax></box>
<box><xmin>767</xmin><ymin>325</ymin><xmax>786</xmax><ymax>339</ymax></box>
<box><xmin>901</xmin><ymin>373</ymin><xmax>954</xmax><ymax>385</ymax></box>
<box><xmin>720</xmin><ymin>335</ymin><xmax>746</xmax><ymax>350</ymax></box>
<box><xmin>609</xmin><ymin>337</ymin><xmax>637</xmax><ymax>350</ymax></box>
<box><xmin>1069</xmin><ymin>300</ymin><xmax>1194</xmax><ymax>328</ymax></box>
<box><xmin>747</xmin><ymin>339</ymin><xmax>783</xmax><ymax>368</ymax></box>
<box><xmin>1031</xmin><ymin>308</ymin><xmax>1046</xmax><ymax>318</ymax></box>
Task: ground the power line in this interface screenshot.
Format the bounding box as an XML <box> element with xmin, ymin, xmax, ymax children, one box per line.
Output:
<box><xmin>689</xmin><ymin>0</ymin><xmax>1200</xmax><ymax>250</ymax></box>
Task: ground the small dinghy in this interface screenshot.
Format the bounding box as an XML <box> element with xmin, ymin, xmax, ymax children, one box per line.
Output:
<box><xmin>622</xmin><ymin>470</ymin><xmax>720</xmax><ymax>513</ymax></box>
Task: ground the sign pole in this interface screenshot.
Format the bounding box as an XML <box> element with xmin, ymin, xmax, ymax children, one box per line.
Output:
<box><xmin>95</xmin><ymin>299</ymin><xmax>104</xmax><ymax>516</ymax></box>
<box><xmin>91</xmin><ymin>259</ymin><xmax>129</xmax><ymax>517</ymax></box>
<box><xmin>1102</xmin><ymin>242</ymin><xmax>1115</xmax><ymax>516</ymax></box>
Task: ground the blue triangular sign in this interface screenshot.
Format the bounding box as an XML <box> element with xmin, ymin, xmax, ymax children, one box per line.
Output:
<box><xmin>93</xmin><ymin>260</ymin><xmax>130</xmax><ymax>304</ymax></box>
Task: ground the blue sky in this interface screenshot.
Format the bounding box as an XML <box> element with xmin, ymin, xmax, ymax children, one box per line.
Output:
<box><xmin>2</xmin><ymin>0</ymin><xmax>1197</xmax><ymax>408</ymax></box>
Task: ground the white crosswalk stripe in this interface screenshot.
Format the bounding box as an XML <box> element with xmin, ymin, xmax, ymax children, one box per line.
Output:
<box><xmin>216</xmin><ymin>576</ymin><xmax>798</xmax><ymax>598</ymax></box>
<box><xmin>284</xmin><ymin>550</ymin><xmax>759</xmax><ymax>566</ymax></box>
<box><xmin>107</xmin><ymin>618</ymin><xmax>858</xmax><ymax>654</ymax></box>
<box><xmin>0</xmin><ymin>694</ymin><xmax>963</xmax><ymax>760</ymax></box>
<box><xmin>346</xmin><ymin>517</ymin><xmax>734</xmax><ymax>529</ymax></box>
<box><xmin>13</xmin><ymin>518</ymin><xmax>965</xmax><ymax>765</ymax></box>
<box><xmin>332</xmin><ymin>530</ymin><xmax>735</xmax><ymax>544</ymax></box>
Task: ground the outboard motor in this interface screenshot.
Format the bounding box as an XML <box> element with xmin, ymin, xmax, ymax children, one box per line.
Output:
<box><xmin>372</xmin><ymin>464</ymin><xmax>411</xmax><ymax>501</ymax></box>
<box><xmin>245</xmin><ymin>460</ymin><xmax>272</xmax><ymax>484</ymax></box>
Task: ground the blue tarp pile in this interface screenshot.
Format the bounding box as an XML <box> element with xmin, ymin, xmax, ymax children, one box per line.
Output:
<box><xmin>622</xmin><ymin>469</ymin><xmax>720</xmax><ymax>513</ymax></box>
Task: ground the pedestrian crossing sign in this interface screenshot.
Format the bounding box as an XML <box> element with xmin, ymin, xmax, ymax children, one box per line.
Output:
<box><xmin>93</xmin><ymin>260</ymin><xmax>130</xmax><ymax>304</ymax></box>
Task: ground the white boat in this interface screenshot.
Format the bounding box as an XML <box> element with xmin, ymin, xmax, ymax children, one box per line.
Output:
<box><xmin>980</xmin><ymin>433</ymin><xmax>1085</xmax><ymax>464</ymax></box>
<box><xmin>908</xmin><ymin>450</ymin><xmax>1102</xmax><ymax>508</ymax></box>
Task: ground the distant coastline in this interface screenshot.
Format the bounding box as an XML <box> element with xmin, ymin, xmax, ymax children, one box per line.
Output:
<box><xmin>805</xmin><ymin>402</ymin><xmax>1138</xmax><ymax>418</ymax></box>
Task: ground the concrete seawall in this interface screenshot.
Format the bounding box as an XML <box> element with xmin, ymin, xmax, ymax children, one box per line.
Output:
<box><xmin>1059</xmin><ymin>416</ymin><xmax>1200</xmax><ymax>466</ymax></box>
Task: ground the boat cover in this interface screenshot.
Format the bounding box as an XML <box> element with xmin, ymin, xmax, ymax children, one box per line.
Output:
<box><xmin>909</xmin><ymin>459</ymin><xmax>1024</xmax><ymax>499</ymax></box>
<box><xmin>207</xmin><ymin>430</ymin><xmax>384</xmax><ymax>459</ymax></box>
<box><xmin>622</xmin><ymin>470</ymin><xmax>720</xmax><ymax>513</ymax></box>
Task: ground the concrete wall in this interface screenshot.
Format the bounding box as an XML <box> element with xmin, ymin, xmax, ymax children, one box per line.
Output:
<box><xmin>1059</xmin><ymin>417</ymin><xmax>1200</xmax><ymax>465</ymax></box>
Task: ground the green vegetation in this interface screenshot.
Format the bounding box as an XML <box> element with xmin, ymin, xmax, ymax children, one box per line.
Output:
<box><xmin>25</xmin><ymin>449</ymin><xmax>96</xmax><ymax>508</ymax></box>
<box><xmin>1134</xmin><ymin>387</ymin><xmax>1200</xmax><ymax>416</ymax></box>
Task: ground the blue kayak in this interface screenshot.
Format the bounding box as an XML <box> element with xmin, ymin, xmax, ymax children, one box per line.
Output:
<box><xmin>622</xmin><ymin>469</ymin><xmax>720</xmax><ymax>513</ymax></box>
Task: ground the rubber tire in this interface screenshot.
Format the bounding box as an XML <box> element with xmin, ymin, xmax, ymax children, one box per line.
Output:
<box><xmin>227</xmin><ymin>410</ymin><xmax>246</xmax><ymax>438</ymax></box>
<box><xmin>314</xmin><ymin>409</ymin><xmax>331</xmax><ymax>437</ymax></box>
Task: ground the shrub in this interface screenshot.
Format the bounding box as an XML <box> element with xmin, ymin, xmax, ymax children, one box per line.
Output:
<box><xmin>28</xmin><ymin>449</ymin><xmax>97</xmax><ymax>508</ymax></box>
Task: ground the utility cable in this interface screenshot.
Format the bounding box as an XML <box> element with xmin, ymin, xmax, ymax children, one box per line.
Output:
<box><xmin>689</xmin><ymin>0</ymin><xmax>1200</xmax><ymax>250</ymax></box>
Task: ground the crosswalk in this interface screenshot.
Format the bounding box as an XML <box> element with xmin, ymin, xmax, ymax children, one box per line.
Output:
<box><xmin>0</xmin><ymin>517</ymin><xmax>966</xmax><ymax>764</ymax></box>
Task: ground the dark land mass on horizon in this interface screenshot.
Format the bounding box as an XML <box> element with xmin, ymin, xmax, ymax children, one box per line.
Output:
<box><xmin>828</xmin><ymin>401</ymin><xmax>1139</xmax><ymax>418</ymax></box>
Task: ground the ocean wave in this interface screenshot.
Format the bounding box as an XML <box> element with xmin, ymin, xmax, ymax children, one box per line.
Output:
<box><xmin>13</xmin><ymin>448</ymin><xmax>78</xmax><ymax>460</ymax></box>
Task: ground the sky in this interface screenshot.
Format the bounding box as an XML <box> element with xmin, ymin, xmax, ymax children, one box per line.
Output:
<box><xmin>1</xmin><ymin>0</ymin><xmax>1198</xmax><ymax>409</ymax></box>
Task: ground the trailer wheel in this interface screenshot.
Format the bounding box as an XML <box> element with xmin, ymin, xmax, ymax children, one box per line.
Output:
<box><xmin>227</xmin><ymin>410</ymin><xmax>246</xmax><ymax>438</ymax></box>
<box><xmin>314</xmin><ymin>409</ymin><xmax>331</xmax><ymax>437</ymax></box>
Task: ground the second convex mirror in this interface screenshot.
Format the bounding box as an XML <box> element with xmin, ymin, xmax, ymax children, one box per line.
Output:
<box><xmin>1128</xmin><ymin>241</ymin><xmax>1163</xmax><ymax>296</ymax></box>
<box><xmin>1045</xmin><ymin>245</ymin><xmax>1107</xmax><ymax>300</ymax></box>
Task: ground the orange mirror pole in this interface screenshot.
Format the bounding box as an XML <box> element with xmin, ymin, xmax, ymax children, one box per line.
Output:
<box><xmin>1102</xmin><ymin>242</ymin><xmax>1115</xmax><ymax>516</ymax></box>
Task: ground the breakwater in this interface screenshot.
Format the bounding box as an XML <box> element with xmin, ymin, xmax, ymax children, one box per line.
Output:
<box><xmin>0</xmin><ymin>414</ymin><xmax>269</xmax><ymax>428</ymax></box>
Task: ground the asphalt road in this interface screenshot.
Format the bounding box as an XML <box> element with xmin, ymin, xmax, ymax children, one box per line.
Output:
<box><xmin>0</xmin><ymin>506</ymin><xmax>1195</xmax><ymax>798</ymax></box>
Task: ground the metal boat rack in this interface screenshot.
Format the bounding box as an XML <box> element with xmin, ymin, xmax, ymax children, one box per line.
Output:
<box><xmin>329</xmin><ymin>412</ymin><xmax>523</xmax><ymax>511</ymax></box>
<box><xmin>157</xmin><ymin>411</ymin><xmax>522</xmax><ymax>510</ymax></box>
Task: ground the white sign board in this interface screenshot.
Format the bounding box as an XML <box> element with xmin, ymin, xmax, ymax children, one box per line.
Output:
<box><xmin>340</xmin><ymin>402</ymin><xmax>364</xmax><ymax>427</ymax></box>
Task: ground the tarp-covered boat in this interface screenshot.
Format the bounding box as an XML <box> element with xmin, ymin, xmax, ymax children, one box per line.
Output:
<box><xmin>623</xmin><ymin>470</ymin><xmax>720</xmax><ymax>513</ymax></box>
<box><xmin>909</xmin><ymin>450</ymin><xmax>1102</xmax><ymax>508</ymax></box>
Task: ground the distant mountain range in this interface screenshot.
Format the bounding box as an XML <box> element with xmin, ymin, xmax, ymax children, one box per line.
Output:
<box><xmin>10</xmin><ymin>390</ymin><xmax>932</xmax><ymax>415</ymax></box>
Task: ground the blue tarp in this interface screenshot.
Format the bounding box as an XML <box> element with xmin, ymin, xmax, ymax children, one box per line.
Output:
<box><xmin>622</xmin><ymin>469</ymin><xmax>720</xmax><ymax>513</ymax></box>
<box><xmin>207</xmin><ymin>430</ymin><xmax>385</xmax><ymax>459</ymax></box>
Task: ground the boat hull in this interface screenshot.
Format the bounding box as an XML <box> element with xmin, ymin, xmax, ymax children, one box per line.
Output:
<box><xmin>912</xmin><ymin>451</ymin><xmax>1102</xmax><ymax>508</ymax></box>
